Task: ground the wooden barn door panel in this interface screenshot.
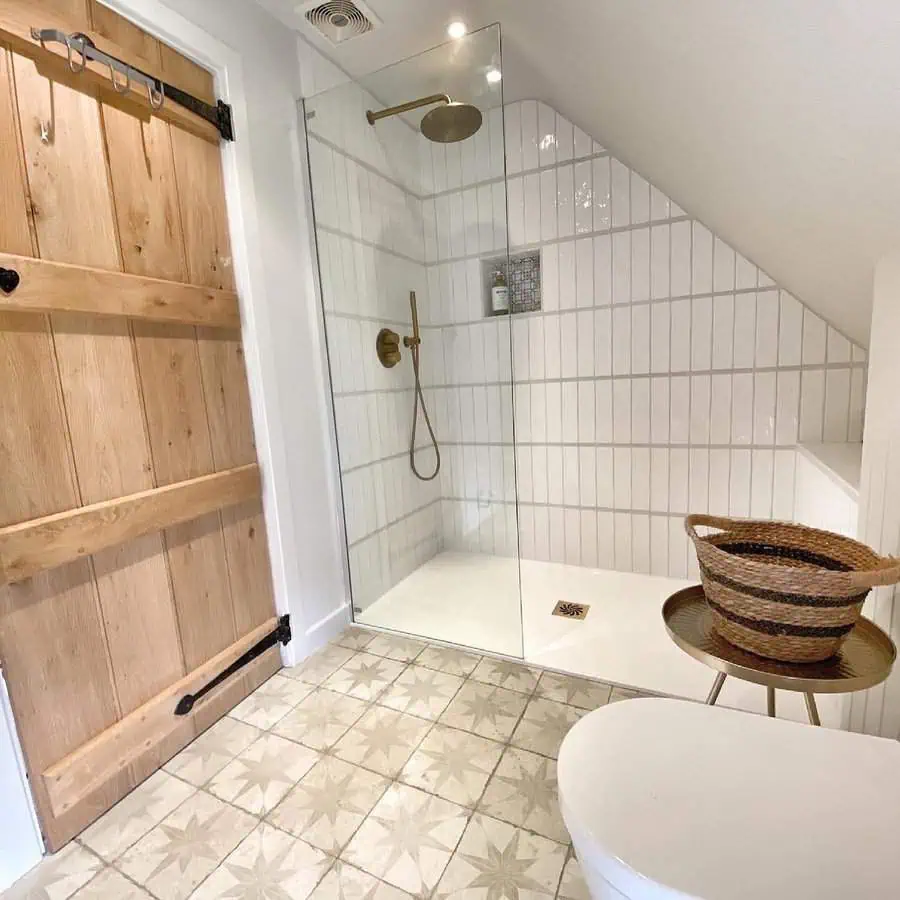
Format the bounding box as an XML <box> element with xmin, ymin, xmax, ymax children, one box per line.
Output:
<box><xmin>0</xmin><ymin>1</ymin><xmax>279</xmax><ymax>850</ymax></box>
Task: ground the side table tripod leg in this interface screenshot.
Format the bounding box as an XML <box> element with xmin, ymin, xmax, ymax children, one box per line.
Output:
<box><xmin>804</xmin><ymin>693</ymin><xmax>821</xmax><ymax>726</ymax></box>
<box><xmin>767</xmin><ymin>686</ymin><xmax>776</xmax><ymax>717</ymax></box>
<box><xmin>706</xmin><ymin>672</ymin><xmax>726</xmax><ymax>705</ymax></box>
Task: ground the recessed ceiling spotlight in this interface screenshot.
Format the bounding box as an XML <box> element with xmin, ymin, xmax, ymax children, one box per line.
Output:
<box><xmin>447</xmin><ymin>21</ymin><xmax>467</xmax><ymax>39</ymax></box>
<box><xmin>486</xmin><ymin>68</ymin><xmax>502</xmax><ymax>84</ymax></box>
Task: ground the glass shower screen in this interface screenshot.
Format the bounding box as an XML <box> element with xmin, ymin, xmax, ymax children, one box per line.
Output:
<box><xmin>303</xmin><ymin>24</ymin><xmax>522</xmax><ymax>657</ymax></box>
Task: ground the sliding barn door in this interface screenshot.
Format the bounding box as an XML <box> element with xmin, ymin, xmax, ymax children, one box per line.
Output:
<box><xmin>0</xmin><ymin>1</ymin><xmax>280</xmax><ymax>850</ymax></box>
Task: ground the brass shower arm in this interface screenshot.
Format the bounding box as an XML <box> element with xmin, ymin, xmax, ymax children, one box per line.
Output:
<box><xmin>366</xmin><ymin>94</ymin><xmax>451</xmax><ymax>125</ymax></box>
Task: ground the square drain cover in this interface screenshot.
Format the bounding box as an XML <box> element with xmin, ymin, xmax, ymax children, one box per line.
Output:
<box><xmin>552</xmin><ymin>601</ymin><xmax>590</xmax><ymax>620</ymax></box>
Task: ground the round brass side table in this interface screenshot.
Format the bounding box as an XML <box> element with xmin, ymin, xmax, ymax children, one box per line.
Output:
<box><xmin>663</xmin><ymin>585</ymin><xmax>896</xmax><ymax>725</ymax></box>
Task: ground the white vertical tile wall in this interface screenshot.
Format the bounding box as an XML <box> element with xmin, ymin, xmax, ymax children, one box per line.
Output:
<box><xmin>310</xmin><ymin>89</ymin><xmax>870</xmax><ymax>596</ymax></box>
<box><xmin>306</xmin><ymin>83</ymin><xmax>441</xmax><ymax>612</ymax></box>
<box><xmin>483</xmin><ymin>100</ymin><xmax>866</xmax><ymax>578</ymax></box>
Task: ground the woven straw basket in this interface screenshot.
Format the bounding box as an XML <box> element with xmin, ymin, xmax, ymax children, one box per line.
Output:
<box><xmin>685</xmin><ymin>514</ymin><xmax>900</xmax><ymax>663</ymax></box>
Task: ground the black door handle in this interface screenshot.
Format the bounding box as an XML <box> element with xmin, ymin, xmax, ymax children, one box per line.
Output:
<box><xmin>0</xmin><ymin>268</ymin><xmax>20</xmax><ymax>294</ymax></box>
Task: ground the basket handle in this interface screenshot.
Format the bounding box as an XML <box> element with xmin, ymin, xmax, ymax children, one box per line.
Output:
<box><xmin>684</xmin><ymin>514</ymin><xmax>744</xmax><ymax>543</ymax></box>
<box><xmin>684</xmin><ymin>513</ymin><xmax>900</xmax><ymax>589</ymax></box>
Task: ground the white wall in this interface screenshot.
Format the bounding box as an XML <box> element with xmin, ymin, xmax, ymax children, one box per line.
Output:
<box><xmin>849</xmin><ymin>252</ymin><xmax>900</xmax><ymax>738</ymax></box>
<box><xmin>0</xmin><ymin>671</ymin><xmax>42</xmax><ymax>891</ymax></box>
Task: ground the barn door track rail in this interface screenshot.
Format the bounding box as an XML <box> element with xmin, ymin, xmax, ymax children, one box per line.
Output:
<box><xmin>30</xmin><ymin>26</ymin><xmax>235</xmax><ymax>140</ymax></box>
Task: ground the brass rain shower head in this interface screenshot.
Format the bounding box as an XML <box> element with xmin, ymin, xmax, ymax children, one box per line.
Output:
<box><xmin>366</xmin><ymin>93</ymin><xmax>483</xmax><ymax>143</ymax></box>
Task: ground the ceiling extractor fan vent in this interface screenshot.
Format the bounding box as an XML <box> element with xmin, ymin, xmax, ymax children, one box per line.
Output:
<box><xmin>300</xmin><ymin>0</ymin><xmax>381</xmax><ymax>44</ymax></box>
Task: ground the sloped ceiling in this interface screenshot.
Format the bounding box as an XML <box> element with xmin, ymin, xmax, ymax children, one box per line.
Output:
<box><xmin>258</xmin><ymin>0</ymin><xmax>900</xmax><ymax>346</ymax></box>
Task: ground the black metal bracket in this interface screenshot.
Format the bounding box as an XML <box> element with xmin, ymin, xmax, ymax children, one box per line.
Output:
<box><xmin>161</xmin><ymin>83</ymin><xmax>235</xmax><ymax>142</ymax></box>
<box><xmin>174</xmin><ymin>615</ymin><xmax>292</xmax><ymax>716</ymax></box>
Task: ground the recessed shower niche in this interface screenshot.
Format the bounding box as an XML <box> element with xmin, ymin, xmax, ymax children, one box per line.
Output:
<box><xmin>481</xmin><ymin>249</ymin><xmax>542</xmax><ymax>316</ymax></box>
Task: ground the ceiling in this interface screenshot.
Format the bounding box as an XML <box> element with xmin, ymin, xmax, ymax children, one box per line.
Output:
<box><xmin>257</xmin><ymin>0</ymin><xmax>900</xmax><ymax>346</ymax></box>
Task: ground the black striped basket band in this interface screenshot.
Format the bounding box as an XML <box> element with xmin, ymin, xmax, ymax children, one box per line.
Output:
<box><xmin>706</xmin><ymin>596</ymin><xmax>858</xmax><ymax>639</ymax></box>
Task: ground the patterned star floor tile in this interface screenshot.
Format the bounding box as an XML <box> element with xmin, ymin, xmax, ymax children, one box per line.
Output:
<box><xmin>400</xmin><ymin>724</ymin><xmax>504</xmax><ymax>808</ymax></box>
<box><xmin>378</xmin><ymin>667</ymin><xmax>464</xmax><ymax>720</ymax></box>
<box><xmin>608</xmin><ymin>687</ymin><xmax>647</xmax><ymax>703</ymax></box>
<box><xmin>342</xmin><ymin>784</ymin><xmax>469</xmax><ymax>897</ymax></box>
<box><xmin>285</xmin><ymin>645</ymin><xmax>358</xmax><ymax>686</ymax></box>
<box><xmin>333</xmin><ymin>627</ymin><xmax>376</xmax><ymax>652</ymax></box>
<box><xmin>470</xmin><ymin>659</ymin><xmax>539</xmax><ymax>695</ymax></box>
<box><xmin>509</xmin><ymin>698</ymin><xmax>584</xmax><ymax>759</ymax></box>
<box><xmin>438</xmin><ymin>681</ymin><xmax>528</xmax><ymax>742</ymax></box>
<box><xmin>71</xmin><ymin>868</ymin><xmax>153</xmax><ymax>898</ymax></box>
<box><xmin>323</xmin><ymin>653</ymin><xmax>407</xmax><ymax>702</ymax></box>
<box><xmin>269</xmin><ymin>756</ymin><xmax>390</xmax><ymax>855</ymax></box>
<box><xmin>190</xmin><ymin>823</ymin><xmax>330</xmax><ymax>899</ymax></box>
<box><xmin>3</xmin><ymin>841</ymin><xmax>103</xmax><ymax>900</ymax></box>
<box><xmin>117</xmin><ymin>791</ymin><xmax>256</xmax><ymax>900</ymax></box>
<box><xmin>79</xmin><ymin>770</ymin><xmax>196</xmax><ymax>862</ymax></box>
<box><xmin>333</xmin><ymin>705</ymin><xmax>431</xmax><ymax>777</ymax></box>
<box><xmin>163</xmin><ymin>716</ymin><xmax>261</xmax><ymax>787</ymax></box>
<box><xmin>415</xmin><ymin>646</ymin><xmax>482</xmax><ymax>678</ymax></box>
<box><xmin>228</xmin><ymin>673</ymin><xmax>312</xmax><ymax>730</ymax></box>
<box><xmin>363</xmin><ymin>634</ymin><xmax>428</xmax><ymax>663</ymax></box>
<box><xmin>478</xmin><ymin>748</ymin><xmax>568</xmax><ymax>843</ymax></box>
<box><xmin>557</xmin><ymin>854</ymin><xmax>590</xmax><ymax>900</ymax></box>
<box><xmin>534</xmin><ymin>673</ymin><xmax>612</xmax><ymax>710</ymax></box>
<box><xmin>208</xmin><ymin>732</ymin><xmax>320</xmax><ymax>815</ymax></box>
<box><xmin>433</xmin><ymin>813</ymin><xmax>567</xmax><ymax>900</ymax></box>
<box><xmin>273</xmin><ymin>687</ymin><xmax>369</xmax><ymax>751</ymax></box>
<box><xmin>309</xmin><ymin>861</ymin><xmax>413</xmax><ymax>900</ymax></box>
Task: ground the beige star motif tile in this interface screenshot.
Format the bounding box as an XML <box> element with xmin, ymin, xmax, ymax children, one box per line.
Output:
<box><xmin>163</xmin><ymin>716</ymin><xmax>260</xmax><ymax>787</ymax></box>
<box><xmin>333</xmin><ymin>627</ymin><xmax>376</xmax><ymax>652</ymax></box>
<box><xmin>510</xmin><ymin>698</ymin><xmax>584</xmax><ymax>759</ymax></box>
<box><xmin>557</xmin><ymin>854</ymin><xmax>590</xmax><ymax>900</ymax></box>
<box><xmin>400</xmin><ymin>724</ymin><xmax>503</xmax><ymax>808</ymax></box>
<box><xmin>190</xmin><ymin>823</ymin><xmax>330</xmax><ymax>899</ymax></box>
<box><xmin>535</xmin><ymin>672</ymin><xmax>613</xmax><ymax>710</ymax></box>
<box><xmin>310</xmin><ymin>861</ymin><xmax>413</xmax><ymax>900</ymax></box>
<box><xmin>364</xmin><ymin>633</ymin><xmax>428</xmax><ymax>663</ymax></box>
<box><xmin>415</xmin><ymin>646</ymin><xmax>482</xmax><ymax>678</ymax></box>
<box><xmin>117</xmin><ymin>791</ymin><xmax>256</xmax><ymax>900</ymax></box>
<box><xmin>273</xmin><ymin>687</ymin><xmax>369</xmax><ymax>751</ymax></box>
<box><xmin>269</xmin><ymin>756</ymin><xmax>389</xmax><ymax>854</ymax></box>
<box><xmin>323</xmin><ymin>653</ymin><xmax>407</xmax><ymax>702</ymax></box>
<box><xmin>378</xmin><ymin>667</ymin><xmax>464</xmax><ymax>720</ymax></box>
<box><xmin>3</xmin><ymin>842</ymin><xmax>102</xmax><ymax>900</ymax></box>
<box><xmin>608</xmin><ymin>687</ymin><xmax>648</xmax><ymax>703</ymax></box>
<box><xmin>208</xmin><ymin>732</ymin><xmax>320</xmax><ymax>815</ymax></box>
<box><xmin>71</xmin><ymin>868</ymin><xmax>153</xmax><ymax>898</ymax></box>
<box><xmin>434</xmin><ymin>813</ymin><xmax>566</xmax><ymax>900</ymax></box>
<box><xmin>333</xmin><ymin>705</ymin><xmax>431</xmax><ymax>777</ymax></box>
<box><xmin>342</xmin><ymin>784</ymin><xmax>468</xmax><ymax>897</ymax></box>
<box><xmin>229</xmin><ymin>673</ymin><xmax>312</xmax><ymax>730</ymax></box>
<box><xmin>285</xmin><ymin>645</ymin><xmax>357</xmax><ymax>686</ymax></box>
<box><xmin>470</xmin><ymin>659</ymin><xmax>539</xmax><ymax>695</ymax></box>
<box><xmin>439</xmin><ymin>681</ymin><xmax>528</xmax><ymax>742</ymax></box>
<box><xmin>478</xmin><ymin>747</ymin><xmax>568</xmax><ymax>843</ymax></box>
<box><xmin>79</xmin><ymin>769</ymin><xmax>196</xmax><ymax>861</ymax></box>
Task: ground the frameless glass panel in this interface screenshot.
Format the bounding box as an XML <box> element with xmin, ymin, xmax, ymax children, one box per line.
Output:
<box><xmin>304</xmin><ymin>25</ymin><xmax>522</xmax><ymax>657</ymax></box>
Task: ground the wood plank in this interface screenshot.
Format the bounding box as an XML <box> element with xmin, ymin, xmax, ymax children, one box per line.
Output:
<box><xmin>103</xmin><ymin>100</ymin><xmax>239</xmax><ymax>672</ymax></box>
<box><xmin>0</xmin><ymin>252</ymin><xmax>241</xmax><ymax>326</ymax></box>
<box><xmin>0</xmin><ymin>42</ymin><xmax>128</xmax><ymax>851</ymax></box>
<box><xmin>14</xmin><ymin>49</ymin><xmax>183</xmax><ymax>790</ymax></box>
<box><xmin>0</xmin><ymin>464</ymin><xmax>262</xmax><ymax>584</ymax></box>
<box><xmin>172</xmin><ymin>125</ymin><xmax>278</xmax><ymax>634</ymax></box>
<box><xmin>0</xmin><ymin>0</ymin><xmax>220</xmax><ymax>142</ymax></box>
<box><xmin>42</xmin><ymin>617</ymin><xmax>279</xmax><ymax>817</ymax></box>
